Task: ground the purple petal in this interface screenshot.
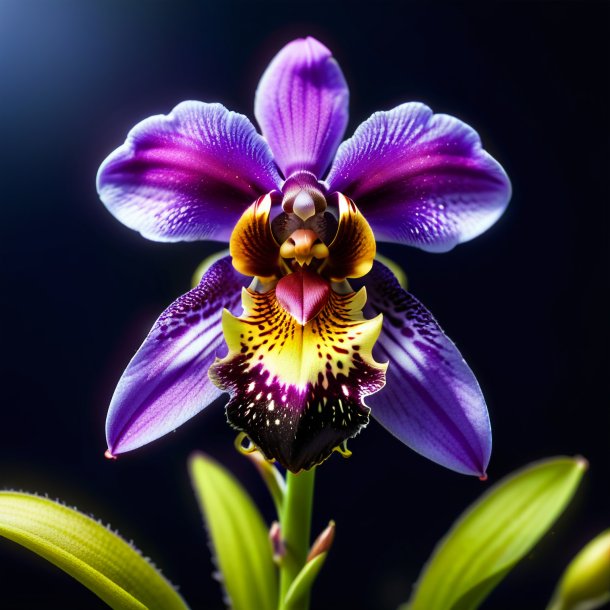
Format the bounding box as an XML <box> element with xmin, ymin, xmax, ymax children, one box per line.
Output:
<box><xmin>357</xmin><ymin>261</ymin><xmax>491</xmax><ymax>476</ymax></box>
<box><xmin>106</xmin><ymin>256</ymin><xmax>249</xmax><ymax>455</ymax></box>
<box><xmin>326</xmin><ymin>103</ymin><xmax>511</xmax><ymax>252</ymax></box>
<box><xmin>254</xmin><ymin>37</ymin><xmax>349</xmax><ymax>179</ymax></box>
<box><xmin>97</xmin><ymin>101</ymin><xmax>282</xmax><ymax>243</ymax></box>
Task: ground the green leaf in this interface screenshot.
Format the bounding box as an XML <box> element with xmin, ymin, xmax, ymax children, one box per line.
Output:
<box><xmin>0</xmin><ymin>492</ymin><xmax>189</xmax><ymax>610</ymax></box>
<box><xmin>283</xmin><ymin>553</ymin><xmax>327</xmax><ymax>610</ymax></box>
<box><xmin>189</xmin><ymin>452</ymin><xmax>278</xmax><ymax>610</ymax></box>
<box><xmin>410</xmin><ymin>456</ymin><xmax>587</xmax><ymax>610</ymax></box>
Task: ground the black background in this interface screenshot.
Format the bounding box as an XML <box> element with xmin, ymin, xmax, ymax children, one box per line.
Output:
<box><xmin>1</xmin><ymin>1</ymin><xmax>608</xmax><ymax>609</ymax></box>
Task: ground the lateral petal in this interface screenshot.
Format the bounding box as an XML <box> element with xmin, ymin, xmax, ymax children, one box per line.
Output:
<box><xmin>324</xmin><ymin>194</ymin><xmax>376</xmax><ymax>281</ymax></box>
<box><xmin>229</xmin><ymin>192</ymin><xmax>281</xmax><ymax>280</ymax></box>
<box><xmin>326</xmin><ymin>103</ymin><xmax>511</xmax><ymax>252</ymax></box>
<box><xmin>359</xmin><ymin>261</ymin><xmax>491</xmax><ymax>476</ymax></box>
<box><xmin>98</xmin><ymin>101</ymin><xmax>281</xmax><ymax>242</ymax></box>
<box><xmin>106</xmin><ymin>257</ymin><xmax>249</xmax><ymax>455</ymax></box>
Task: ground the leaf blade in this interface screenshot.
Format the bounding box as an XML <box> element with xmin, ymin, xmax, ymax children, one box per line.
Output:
<box><xmin>0</xmin><ymin>492</ymin><xmax>189</xmax><ymax>610</ymax></box>
<box><xmin>410</xmin><ymin>456</ymin><xmax>587</xmax><ymax>610</ymax></box>
<box><xmin>283</xmin><ymin>553</ymin><xmax>327</xmax><ymax>610</ymax></box>
<box><xmin>189</xmin><ymin>452</ymin><xmax>278</xmax><ymax>610</ymax></box>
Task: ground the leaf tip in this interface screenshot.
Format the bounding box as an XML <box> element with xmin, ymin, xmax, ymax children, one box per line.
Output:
<box><xmin>188</xmin><ymin>450</ymin><xmax>207</xmax><ymax>465</ymax></box>
<box><xmin>574</xmin><ymin>455</ymin><xmax>589</xmax><ymax>471</ymax></box>
<box><xmin>187</xmin><ymin>451</ymin><xmax>212</xmax><ymax>479</ymax></box>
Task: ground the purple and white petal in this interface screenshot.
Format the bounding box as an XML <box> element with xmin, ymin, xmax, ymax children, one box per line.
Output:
<box><xmin>357</xmin><ymin>261</ymin><xmax>491</xmax><ymax>476</ymax></box>
<box><xmin>106</xmin><ymin>257</ymin><xmax>249</xmax><ymax>456</ymax></box>
<box><xmin>326</xmin><ymin>103</ymin><xmax>511</xmax><ymax>252</ymax></box>
<box><xmin>98</xmin><ymin>101</ymin><xmax>282</xmax><ymax>243</ymax></box>
<box><xmin>254</xmin><ymin>37</ymin><xmax>349</xmax><ymax>179</ymax></box>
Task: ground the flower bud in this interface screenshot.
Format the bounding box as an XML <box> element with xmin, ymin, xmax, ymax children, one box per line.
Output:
<box><xmin>307</xmin><ymin>520</ymin><xmax>336</xmax><ymax>562</ymax></box>
<box><xmin>269</xmin><ymin>521</ymin><xmax>286</xmax><ymax>563</ymax></box>
<box><xmin>549</xmin><ymin>529</ymin><xmax>610</xmax><ymax>610</ymax></box>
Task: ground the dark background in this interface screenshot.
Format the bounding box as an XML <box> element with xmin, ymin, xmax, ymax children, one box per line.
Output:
<box><xmin>1</xmin><ymin>1</ymin><xmax>608</xmax><ymax>608</ymax></box>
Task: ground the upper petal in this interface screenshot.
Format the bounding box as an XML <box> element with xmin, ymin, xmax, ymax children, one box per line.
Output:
<box><xmin>326</xmin><ymin>103</ymin><xmax>511</xmax><ymax>252</ymax></box>
<box><xmin>97</xmin><ymin>101</ymin><xmax>282</xmax><ymax>243</ymax></box>
<box><xmin>106</xmin><ymin>256</ymin><xmax>249</xmax><ymax>455</ymax></box>
<box><xmin>356</xmin><ymin>261</ymin><xmax>491</xmax><ymax>476</ymax></box>
<box><xmin>254</xmin><ymin>37</ymin><xmax>349</xmax><ymax>179</ymax></box>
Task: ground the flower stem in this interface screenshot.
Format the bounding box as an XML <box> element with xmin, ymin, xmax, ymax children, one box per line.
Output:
<box><xmin>278</xmin><ymin>467</ymin><xmax>316</xmax><ymax>610</ymax></box>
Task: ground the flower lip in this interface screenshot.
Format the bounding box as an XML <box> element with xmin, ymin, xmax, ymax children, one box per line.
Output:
<box><xmin>210</xmin><ymin>285</ymin><xmax>386</xmax><ymax>472</ymax></box>
<box><xmin>275</xmin><ymin>267</ymin><xmax>331</xmax><ymax>325</ymax></box>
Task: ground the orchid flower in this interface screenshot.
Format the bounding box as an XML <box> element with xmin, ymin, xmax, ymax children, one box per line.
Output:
<box><xmin>98</xmin><ymin>37</ymin><xmax>511</xmax><ymax>476</ymax></box>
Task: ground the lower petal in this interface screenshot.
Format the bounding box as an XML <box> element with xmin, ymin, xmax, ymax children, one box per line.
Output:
<box><xmin>209</xmin><ymin>286</ymin><xmax>386</xmax><ymax>472</ymax></box>
<box><xmin>359</xmin><ymin>261</ymin><xmax>491</xmax><ymax>476</ymax></box>
<box><xmin>106</xmin><ymin>256</ymin><xmax>249</xmax><ymax>455</ymax></box>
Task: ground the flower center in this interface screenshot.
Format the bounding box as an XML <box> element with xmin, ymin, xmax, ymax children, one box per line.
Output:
<box><xmin>229</xmin><ymin>188</ymin><xmax>376</xmax><ymax>325</ymax></box>
<box><xmin>273</xmin><ymin>171</ymin><xmax>338</xmax><ymax>275</ymax></box>
<box><xmin>281</xmin><ymin>171</ymin><xmax>328</xmax><ymax>220</ymax></box>
<box><xmin>279</xmin><ymin>229</ymin><xmax>329</xmax><ymax>266</ymax></box>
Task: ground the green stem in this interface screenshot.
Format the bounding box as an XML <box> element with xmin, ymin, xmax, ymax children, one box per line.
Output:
<box><xmin>278</xmin><ymin>468</ymin><xmax>316</xmax><ymax>610</ymax></box>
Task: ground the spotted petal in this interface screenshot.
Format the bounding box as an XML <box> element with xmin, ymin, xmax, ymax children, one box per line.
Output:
<box><xmin>254</xmin><ymin>37</ymin><xmax>349</xmax><ymax>179</ymax></box>
<box><xmin>209</xmin><ymin>286</ymin><xmax>386</xmax><ymax>472</ymax></box>
<box><xmin>326</xmin><ymin>103</ymin><xmax>511</xmax><ymax>252</ymax></box>
<box><xmin>106</xmin><ymin>257</ymin><xmax>248</xmax><ymax>456</ymax></box>
<box><xmin>229</xmin><ymin>192</ymin><xmax>281</xmax><ymax>280</ymax></box>
<box><xmin>98</xmin><ymin>101</ymin><xmax>282</xmax><ymax>243</ymax></box>
<box><xmin>358</xmin><ymin>261</ymin><xmax>491</xmax><ymax>477</ymax></box>
<box><xmin>325</xmin><ymin>194</ymin><xmax>376</xmax><ymax>281</ymax></box>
